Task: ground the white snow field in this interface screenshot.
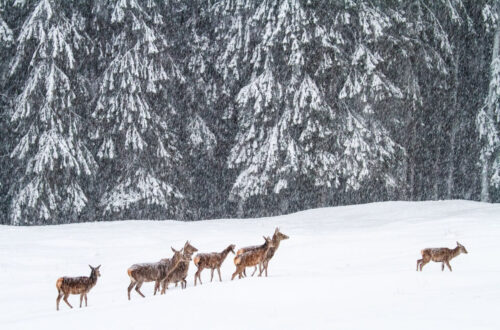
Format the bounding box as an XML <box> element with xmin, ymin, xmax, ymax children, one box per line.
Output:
<box><xmin>0</xmin><ymin>201</ymin><xmax>499</xmax><ymax>330</ymax></box>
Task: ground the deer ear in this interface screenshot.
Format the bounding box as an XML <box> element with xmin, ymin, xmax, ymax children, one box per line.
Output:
<box><xmin>89</xmin><ymin>265</ymin><xmax>93</xmax><ymax>270</ymax></box>
<box><xmin>275</xmin><ymin>227</ymin><xmax>279</xmax><ymax>233</ymax></box>
<box><xmin>457</xmin><ymin>241</ymin><xmax>460</xmax><ymax>246</ymax></box>
<box><xmin>96</xmin><ymin>265</ymin><xmax>101</xmax><ymax>269</ymax></box>
<box><xmin>171</xmin><ymin>247</ymin><xmax>176</xmax><ymax>253</ymax></box>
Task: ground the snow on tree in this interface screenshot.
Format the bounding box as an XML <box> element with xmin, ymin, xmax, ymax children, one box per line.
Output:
<box><xmin>379</xmin><ymin>0</ymin><xmax>474</xmax><ymax>200</ymax></box>
<box><xmin>478</xmin><ymin>1</ymin><xmax>500</xmax><ymax>201</ymax></box>
<box><xmin>7</xmin><ymin>0</ymin><xmax>96</xmax><ymax>225</ymax></box>
<box><xmin>92</xmin><ymin>0</ymin><xmax>187</xmax><ymax>219</ymax></box>
<box><xmin>0</xmin><ymin>13</ymin><xmax>12</xmax><ymax>45</ymax></box>
<box><xmin>224</xmin><ymin>0</ymin><xmax>403</xmax><ymax>213</ymax></box>
<box><xmin>0</xmin><ymin>5</ymin><xmax>13</xmax><ymax>81</ymax></box>
<box><xmin>0</xmin><ymin>8</ymin><xmax>13</xmax><ymax>224</ymax></box>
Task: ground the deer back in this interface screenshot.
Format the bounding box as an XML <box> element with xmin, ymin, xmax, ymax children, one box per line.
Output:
<box><xmin>195</xmin><ymin>252</ymin><xmax>224</xmax><ymax>268</ymax></box>
<box><xmin>128</xmin><ymin>262</ymin><xmax>166</xmax><ymax>282</ymax></box>
<box><xmin>236</xmin><ymin>245</ymin><xmax>259</xmax><ymax>256</ymax></box>
<box><xmin>235</xmin><ymin>238</ymin><xmax>273</xmax><ymax>267</ymax></box>
<box><xmin>58</xmin><ymin>265</ymin><xmax>100</xmax><ymax>294</ymax></box>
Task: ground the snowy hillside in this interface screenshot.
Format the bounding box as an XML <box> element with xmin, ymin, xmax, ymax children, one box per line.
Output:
<box><xmin>0</xmin><ymin>200</ymin><xmax>499</xmax><ymax>329</ymax></box>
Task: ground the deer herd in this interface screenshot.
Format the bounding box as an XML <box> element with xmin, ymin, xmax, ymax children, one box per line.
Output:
<box><xmin>55</xmin><ymin>227</ymin><xmax>469</xmax><ymax>311</ymax></box>
<box><xmin>55</xmin><ymin>227</ymin><xmax>290</xmax><ymax>311</ymax></box>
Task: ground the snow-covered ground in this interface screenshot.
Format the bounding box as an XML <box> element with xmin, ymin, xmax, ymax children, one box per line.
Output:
<box><xmin>0</xmin><ymin>200</ymin><xmax>499</xmax><ymax>329</ymax></box>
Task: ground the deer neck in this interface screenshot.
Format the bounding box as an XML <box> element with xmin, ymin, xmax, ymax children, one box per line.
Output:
<box><xmin>272</xmin><ymin>235</ymin><xmax>281</xmax><ymax>249</ymax></box>
<box><xmin>221</xmin><ymin>247</ymin><xmax>232</xmax><ymax>261</ymax></box>
<box><xmin>450</xmin><ymin>246</ymin><xmax>461</xmax><ymax>259</ymax></box>
<box><xmin>89</xmin><ymin>270</ymin><xmax>98</xmax><ymax>286</ymax></box>
<box><xmin>167</xmin><ymin>258</ymin><xmax>182</xmax><ymax>276</ymax></box>
<box><xmin>184</xmin><ymin>250</ymin><xmax>195</xmax><ymax>261</ymax></box>
<box><xmin>261</xmin><ymin>242</ymin><xmax>272</xmax><ymax>254</ymax></box>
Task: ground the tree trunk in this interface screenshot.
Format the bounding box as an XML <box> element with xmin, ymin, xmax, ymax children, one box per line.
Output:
<box><xmin>447</xmin><ymin>54</ymin><xmax>459</xmax><ymax>199</ymax></box>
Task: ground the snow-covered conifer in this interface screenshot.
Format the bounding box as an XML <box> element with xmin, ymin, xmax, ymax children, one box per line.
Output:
<box><xmin>478</xmin><ymin>1</ymin><xmax>500</xmax><ymax>201</ymax></box>
<box><xmin>7</xmin><ymin>0</ymin><xmax>96</xmax><ymax>225</ymax></box>
<box><xmin>92</xmin><ymin>0</ymin><xmax>187</xmax><ymax>219</ymax></box>
<box><xmin>224</xmin><ymin>0</ymin><xmax>403</xmax><ymax>213</ymax></box>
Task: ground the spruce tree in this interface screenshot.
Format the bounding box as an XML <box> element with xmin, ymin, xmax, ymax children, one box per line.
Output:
<box><xmin>7</xmin><ymin>0</ymin><xmax>96</xmax><ymax>225</ymax></box>
<box><xmin>478</xmin><ymin>1</ymin><xmax>500</xmax><ymax>201</ymax></box>
<box><xmin>223</xmin><ymin>0</ymin><xmax>403</xmax><ymax>215</ymax></box>
<box><xmin>92</xmin><ymin>0</ymin><xmax>186</xmax><ymax>220</ymax></box>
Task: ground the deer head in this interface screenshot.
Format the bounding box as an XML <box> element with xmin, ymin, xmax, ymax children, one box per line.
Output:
<box><xmin>457</xmin><ymin>242</ymin><xmax>468</xmax><ymax>254</ymax></box>
<box><xmin>89</xmin><ymin>265</ymin><xmax>101</xmax><ymax>277</ymax></box>
<box><xmin>227</xmin><ymin>244</ymin><xmax>236</xmax><ymax>254</ymax></box>
<box><xmin>274</xmin><ymin>227</ymin><xmax>289</xmax><ymax>241</ymax></box>
<box><xmin>263</xmin><ymin>236</ymin><xmax>275</xmax><ymax>248</ymax></box>
<box><xmin>184</xmin><ymin>240</ymin><xmax>198</xmax><ymax>255</ymax></box>
<box><xmin>171</xmin><ymin>247</ymin><xmax>189</xmax><ymax>263</ymax></box>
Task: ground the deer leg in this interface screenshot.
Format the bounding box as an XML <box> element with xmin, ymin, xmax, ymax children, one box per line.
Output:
<box><xmin>80</xmin><ymin>294</ymin><xmax>84</xmax><ymax>308</ymax></box>
<box><xmin>160</xmin><ymin>280</ymin><xmax>167</xmax><ymax>294</ymax></box>
<box><xmin>419</xmin><ymin>258</ymin><xmax>430</xmax><ymax>271</ymax></box>
<box><xmin>210</xmin><ymin>269</ymin><xmax>214</xmax><ymax>282</ymax></box>
<box><xmin>161</xmin><ymin>278</ymin><xmax>171</xmax><ymax>295</ymax></box>
<box><xmin>182</xmin><ymin>279</ymin><xmax>187</xmax><ymax>289</ymax></box>
<box><xmin>243</xmin><ymin>268</ymin><xmax>247</xmax><ymax>277</ymax></box>
<box><xmin>416</xmin><ymin>259</ymin><xmax>422</xmax><ymax>271</ymax></box>
<box><xmin>441</xmin><ymin>262</ymin><xmax>445</xmax><ymax>271</ymax></box>
<box><xmin>445</xmin><ymin>260</ymin><xmax>452</xmax><ymax>272</ymax></box>
<box><xmin>231</xmin><ymin>266</ymin><xmax>242</xmax><ymax>280</ymax></box>
<box><xmin>63</xmin><ymin>293</ymin><xmax>73</xmax><ymax>309</ymax></box>
<box><xmin>259</xmin><ymin>261</ymin><xmax>268</xmax><ymax>277</ymax></box>
<box><xmin>128</xmin><ymin>281</ymin><xmax>136</xmax><ymax>300</ymax></box>
<box><xmin>239</xmin><ymin>267</ymin><xmax>244</xmax><ymax>279</ymax></box>
<box><xmin>265</xmin><ymin>261</ymin><xmax>269</xmax><ymax>277</ymax></box>
<box><xmin>194</xmin><ymin>267</ymin><xmax>203</xmax><ymax>286</ymax></box>
<box><xmin>217</xmin><ymin>267</ymin><xmax>222</xmax><ymax>282</ymax></box>
<box><xmin>135</xmin><ymin>282</ymin><xmax>146</xmax><ymax>298</ymax></box>
<box><xmin>84</xmin><ymin>294</ymin><xmax>88</xmax><ymax>307</ymax></box>
<box><xmin>153</xmin><ymin>281</ymin><xmax>159</xmax><ymax>295</ymax></box>
<box><xmin>251</xmin><ymin>266</ymin><xmax>258</xmax><ymax>276</ymax></box>
<box><xmin>56</xmin><ymin>292</ymin><xmax>63</xmax><ymax>311</ymax></box>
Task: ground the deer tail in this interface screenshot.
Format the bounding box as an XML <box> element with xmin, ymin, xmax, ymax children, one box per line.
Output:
<box><xmin>234</xmin><ymin>256</ymin><xmax>241</xmax><ymax>266</ymax></box>
<box><xmin>56</xmin><ymin>277</ymin><xmax>63</xmax><ymax>293</ymax></box>
<box><xmin>193</xmin><ymin>256</ymin><xmax>201</xmax><ymax>267</ymax></box>
<box><xmin>127</xmin><ymin>268</ymin><xmax>136</xmax><ymax>282</ymax></box>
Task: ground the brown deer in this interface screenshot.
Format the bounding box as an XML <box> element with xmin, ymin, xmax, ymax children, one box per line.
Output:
<box><xmin>56</xmin><ymin>265</ymin><xmax>101</xmax><ymax>311</ymax></box>
<box><xmin>127</xmin><ymin>247</ymin><xmax>186</xmax><ymax>300</ymax></box>
<box><xmin>416</xmin><ymin>241</ymin><xmax>468</xmax><ymax>272</ymax></box>
<box><xmin>231</xmin><ymin>237</ymin><xmax>275</xmax><ymax>280</ymax></box>
<box><xmin>237</xmin><ymin>227</ymin><xmax>289</xmax><ymax>277</ymax></box>
<box><xmin>193</xmin><ymin>244</ymin><xmax>236</xmax><ymax>286</ymax></box>
<box><xmin>161</xmin><ymin>241</ymin><xmax>198</xmax><ymax>291</ymax></box>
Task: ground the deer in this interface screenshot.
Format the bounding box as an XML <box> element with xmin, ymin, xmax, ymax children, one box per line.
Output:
<box><xmin>416</xmin><ymin>241</ymin><xmax>468</xmax><ymax>272</ymax></box>
<box><xmin>237</xmin><ymin>227</ymin><xmax>289</xmax><ymax>277</ymax></box>
<box><xmin>161</xmin><ymin>241</ymin><xmax>198</xmax><ymax>291</ymax></box>
<box><xmin>231</xmin><ymin>237</ymin><xmax>275</xmax><ymax>280</ymax></box>
<box><xmin>193</xmin><ymin>244</ymin><xmax>236</xmax><ymax>286</ymax></box>
<box><xmin>127</xmin><ymin>247</ymin><xmax>186</xmax><ymax>300</ymax></box>
<box><xmin>56</xmin><ymin>265</ymin><xmax>101</xmax><ymax>311</ymax></box>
